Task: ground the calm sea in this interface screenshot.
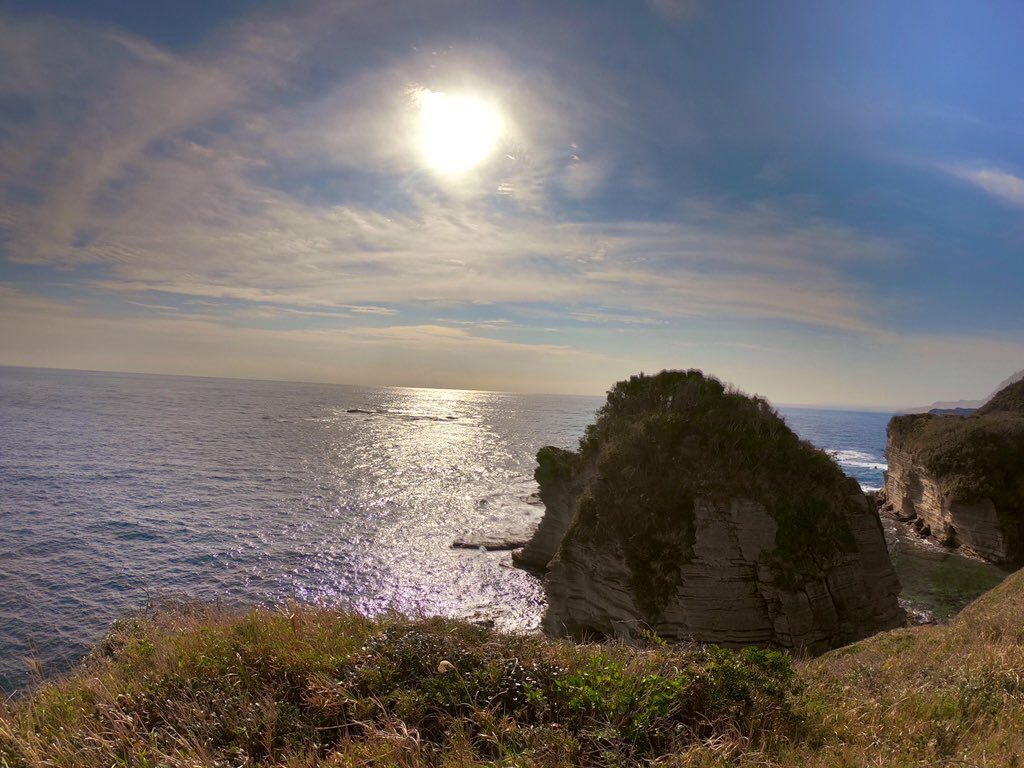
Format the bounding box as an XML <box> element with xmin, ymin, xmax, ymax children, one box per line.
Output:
<box><xmin>0</xmin><ymin>367</ymin><xmax>1006</xmax><ymax>691</ymax></box>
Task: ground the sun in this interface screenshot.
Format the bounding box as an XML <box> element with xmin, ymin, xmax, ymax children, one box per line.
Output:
<box><xmin>415</xmin><ymin>89</ymin><xmax>504</xmax><ymax>174</ymax></box>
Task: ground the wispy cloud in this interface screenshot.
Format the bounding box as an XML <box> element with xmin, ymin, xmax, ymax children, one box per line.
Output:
<box><xmin>947</xmin><ymin>166</ymin><xmax>1024</xmax><ymax>210</ymax></box>
<box><xmin>648</xmin><ymin>0</ymin><xmax>699</xmax><ymax>23</ymax></box>
<box><xmin>0</xmin><ymin>5</ymin><xmax>894</xmax><ymax>341</ymax></box>
<box><xmin>6</xmin><ymin>1</ymin><xmax>1018</xmax><ymax>404</ymax></box>
<box><xmin>126</xmin><ymin>300</ymin><xmax>180</xmax><ymax>312</ymax></box>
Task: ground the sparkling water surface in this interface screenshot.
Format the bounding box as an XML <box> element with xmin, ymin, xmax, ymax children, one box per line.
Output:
<box><xmin>0</xmin><ymin>367</ymin><xmax>1007</xmax><ymax>691</ymax></box>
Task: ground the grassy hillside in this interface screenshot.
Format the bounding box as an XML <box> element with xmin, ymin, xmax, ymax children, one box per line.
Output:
<box><xmin>0</xmin><ymin>604</ymin><xmax>796</xmax><ymax>767</ymax></box>
<box><xmin>4</xmin><ymin>570</ymin><xmax>1024</xmax><ymax>766</ymax></box>
<box><xmin>792</xmin><ymin>564</ymin><xmax>1024</xmax><ymax>766</ymax></box>
<box><xmin>979</xmin><ymin>378</ymin><xmax>1024</xmax><ymax>416</ymax></box>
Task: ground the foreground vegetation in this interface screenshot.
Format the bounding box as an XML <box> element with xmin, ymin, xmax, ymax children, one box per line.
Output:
<box><xmin>4</xmin><ymin>568</ymin><xmax>1024</xmax><ymax>766</ymax></box>
<box><xmin>1</xmin><ymin>604</ymin><xmax>796</xmax><ymax>767</ymax></box>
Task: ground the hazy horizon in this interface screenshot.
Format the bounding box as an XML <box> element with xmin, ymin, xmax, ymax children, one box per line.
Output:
<box><xmin>2</xmin><ymin>1</ymin><xmax>1023</xmax><ymax>407</ymax></box>
<box><xmin>2</xmin><ymin>362</ymin><xmax>1001</xmax><ymax>413</ymax></box>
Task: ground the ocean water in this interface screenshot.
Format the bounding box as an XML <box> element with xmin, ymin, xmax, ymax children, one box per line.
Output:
<box><xmin>0</xmin><ymin>367</ymin><xmax>1007</xmax><ymax>691</ymax></box>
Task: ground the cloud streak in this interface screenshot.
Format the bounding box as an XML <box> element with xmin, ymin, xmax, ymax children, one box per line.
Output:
<box><xmin>948</xmin><ymin>166</ymin><xmax>1024</xmax><ymax>210</ymax></box>
<box><xmin>2</xmin><ymin>1</ymin><xmax>1021</xmax><ymax>404</ymax></box>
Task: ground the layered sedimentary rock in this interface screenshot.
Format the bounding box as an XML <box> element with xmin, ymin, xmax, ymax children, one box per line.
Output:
<box><xmin>544</xmin><ymin>492</ymin><xmax>903</xmax><ymax>654</ymax></box>
<box><xmin>519</xmin><ymin>369</ymin><xmax>904</xmax><ymax>656</ymax></box>
<box><xmin>882</xmin><ymin>378</ymin><xmax>1024</xmax><ymax>565</ymax></box>
<box><xmin>511</xmin><ymin>447</ymin><xmax>595</xmax><ymax>572</ymax></box>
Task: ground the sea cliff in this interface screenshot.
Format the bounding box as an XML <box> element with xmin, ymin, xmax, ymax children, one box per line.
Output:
<box><xmin>517</xmin><ymin>370</ymin><xmax>904</xmax><ymax>655</ymax></box>
<box><xmin>882</xmin><ymin>378</ymin><xmax>1024</xmax><ymax>565</ymax></box>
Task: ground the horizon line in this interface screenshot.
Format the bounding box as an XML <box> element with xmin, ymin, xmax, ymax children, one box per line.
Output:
<box><xmin>0</xmin><ymin>362</ymin><xmax>915</xmax><ymax>412</ymax></box>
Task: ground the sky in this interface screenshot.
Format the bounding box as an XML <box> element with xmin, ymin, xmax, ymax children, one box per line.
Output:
<box><xmin>1</xmin><ymin>0</ymin><xmax>1023</xmax><ymax>408</ymax></box>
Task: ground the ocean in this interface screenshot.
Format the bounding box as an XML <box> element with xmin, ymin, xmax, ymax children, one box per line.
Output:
<box><xmin>0</xmin><ymin>366</ymin><xmax>1007</xmax><ymax>691</ymax></box>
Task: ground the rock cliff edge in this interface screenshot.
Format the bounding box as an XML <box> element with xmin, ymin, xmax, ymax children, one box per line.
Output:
<box><xmin>882</xmin><ymin>378</ymin><xmax>1024</xmax><ymax>565</ymax></box>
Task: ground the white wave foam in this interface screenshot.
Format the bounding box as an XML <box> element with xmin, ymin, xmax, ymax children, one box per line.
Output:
<box><xmin>828</xmin><ymin>449</ymin><xmax>887</xmax><ymax>471</ymax></box>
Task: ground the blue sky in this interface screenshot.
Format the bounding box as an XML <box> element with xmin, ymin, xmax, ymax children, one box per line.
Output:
<box><xmin>1</xmin><ymin>0</ymin><xmax>1022</xmax><ymax>406</ymax></box>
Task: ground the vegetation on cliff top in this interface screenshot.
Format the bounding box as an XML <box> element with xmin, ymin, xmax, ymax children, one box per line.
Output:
<box><xmin>0</xmin><ymin>604</ymin><xmax>795</xmax><ymax>767</ymax></box>
<box><xmin>554</xmin><ymin>370</ymin><xmax>861</xmax><ymax>619</ymax></box>
<box><xmin>5</xmin><ymin>568</ymin><xmax>1024</xmax><ymax>766</ymax></box>
<box><xmin>979</xmin><ymin>377</ymin><xmax>1024</xmax><ymax>416</ymax></box>
<box><xmin>888</xmin><ymin>377</ymin><xmax>1024</xmax><ymax>507</ymax></box>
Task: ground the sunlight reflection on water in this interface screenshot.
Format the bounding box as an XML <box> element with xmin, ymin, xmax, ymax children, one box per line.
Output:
<box><xmin>0</xmin><ymin>369</ymin><xmax>600</xmax><ymax>690</ymax></box>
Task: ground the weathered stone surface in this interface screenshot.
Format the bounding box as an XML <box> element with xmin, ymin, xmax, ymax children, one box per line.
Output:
<box><xmin>512</xmin><ymin>447</ymin><xmax>595</xmax><ymax>573</ymax></box>
<box><xmin>882</xmin><ymin>376</ymin><xmax>1024</xmax><ymax>565</ymax></box>
<box><xmin>452</xmin><ymin>534</ymin><xmax>533</xmax><ymax>551</ymax></box>
<box><xmin>543</xmin><ymin>495</ymin><xmax>903</xmax><ymax>655</ymax></box>
<box><xmin>883</xmin><ymin>443</ymin><xmax>1022</xmax><ymax>564</ymax></box>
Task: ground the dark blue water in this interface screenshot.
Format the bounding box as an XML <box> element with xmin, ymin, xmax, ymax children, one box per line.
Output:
<box><xmin>779</xmin><ymin>407</ymin><xmax>891</xmax><ymax>492</ymax></box>
<box><xmin>0</xmin><ymin>367</ymin><xmax>1006</xmax><ymax>691</ymax></box>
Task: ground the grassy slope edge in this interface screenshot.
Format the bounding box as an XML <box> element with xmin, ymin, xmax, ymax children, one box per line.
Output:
<box><xmin>3</xmin><ymin>569</ymin><xmax>1024</xmax><ymax>766</ymax></box>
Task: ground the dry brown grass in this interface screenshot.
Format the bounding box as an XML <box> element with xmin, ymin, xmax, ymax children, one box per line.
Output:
<box><xmin>0</xmin><ymin>604</ymin><xmax>795</xmax><ymax>768</ymax></box>
<box><xmin>3</xmin><ymin>571</ymin><xmax>1024</xmax><ymax>767</ymax></box>
<box><xmin>782</xmin><ymin>567</ymin><xmax>1024</xmax><ymax>767</ymax></box>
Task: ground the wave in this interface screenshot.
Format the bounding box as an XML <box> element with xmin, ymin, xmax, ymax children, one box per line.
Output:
<box><xmin>829</xmin><ymin>449</ymin><xmax>887</xmax><ymax>471</ymax></box>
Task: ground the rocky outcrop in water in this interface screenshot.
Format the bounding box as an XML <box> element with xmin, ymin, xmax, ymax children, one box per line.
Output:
<box><xmin>882</xmin><ymin>378</ymin><xmax>1024</xmax><ymax>565</ymax></box>
<box><xmin>519</xmin><ymin>370</ymin><xmax>904</xmax><ymax>656</ymax></box>
<box><xmin>511</xmin><ymin>447</ymin><xmax>595</xmax><ymax>572</ymax></box>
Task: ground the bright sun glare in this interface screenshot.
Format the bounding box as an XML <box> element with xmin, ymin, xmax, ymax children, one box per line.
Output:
<box><xmin>416</xmin><ymin>89</ymin><xmax>504</xmax><ymax>174</ymax></box>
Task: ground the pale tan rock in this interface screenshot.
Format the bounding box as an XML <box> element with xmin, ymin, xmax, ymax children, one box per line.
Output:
<box><xmin>883</xmin><ymin>443</ymin><xmax>1020</xmax><ymax>564</ymax></box>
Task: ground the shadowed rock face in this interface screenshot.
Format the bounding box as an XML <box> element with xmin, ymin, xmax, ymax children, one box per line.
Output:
<box><xmin>511</xmin><ymin>447</ymin><xmax>596</xmax><ymax>573</ymax></box>
<box><xmin>519</xmin><ymin>370</ymin><xmax>904</xmax><ymax>656</ymax></box>
<box><xmin>883</xmin><ymin>378</ymin><xmax>1024</xmax><ymax>565</ymax></box>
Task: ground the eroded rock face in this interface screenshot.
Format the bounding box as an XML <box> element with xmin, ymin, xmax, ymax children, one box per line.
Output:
<box><xmin>883</xmin><ymin>438</ymin><xmax>1022</xmax><ymax>565</ymax></box>
<box><xmin>881</xmin><ymin>376</ymin><xmax>1024</xmax><ymax>566</ymax></box>
<box><xmin>521</xmin><ymin>370</ymin><xmax>904</xmax><ymax>656</ymax></box>
<box><xmin>512</xmin><ymin>447</ymin><xmax>595</xmax><ymax>573</ymax></box>
<box><xmin>542</xmin><ymin>493</ymin><xmax>902</xmax><ymax>655</ymax></box>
